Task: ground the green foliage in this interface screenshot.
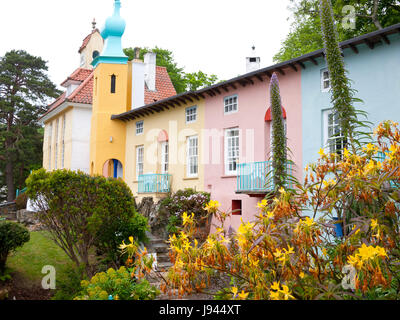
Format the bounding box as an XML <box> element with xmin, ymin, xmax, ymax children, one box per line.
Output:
<box><xmin>26</xmin><ymin>169</ymin><xmax>149</xmax><ymax>275</ymax></box>
<box><xmin>123</xmin><ymin>47</ymin><xmax>218</xmax><ymax>93</ymax></box>
<box><xmin>159</xmin><ymin>188</ymin><xmax>211</xmax><ymax>235</ymax></box>
<box><xmin>74</xmin><ymin>266</ymin><xmax>159</xmax><ymax>300</ymax></box>
<box><xmin>52</xmin><ymin>266</ymin><xmax>87</xmax><ymax>300</ymax></box>
<box><xmin>0</xmin><ymin>221</ymin><xmax>30</xmax><ymax>274</ymax></box>
<box><xmin>274</xmin><ymin>0</ymin><xmax>400</xmax><ymax>62</ymax></box>
<box><xmin>0</xmin><ymin>50</ymin><xmax>61</xmax><ymax>201</ymax></box>
<box><xmin>269</xmin><ymin>73</ymin><xmax>288</xmax><ymax>192</ymax></box>
<box><xmin>15</xmin><ymin>192</ymin><xmax>28</xmax><ymax>210</ymax></box>
<box><xmin>319</xmin><ymin>0</ymin><xmax>371</xmax><ymax>151</ymax></box>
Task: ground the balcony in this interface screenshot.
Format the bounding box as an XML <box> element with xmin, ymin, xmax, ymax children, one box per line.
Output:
<box><xmin>138</xmin><ymin>174</ymin><xmax>172</xmax><ymax>194</ymax></box>
<box><xmin>236</xmin><ymin>161</ymin><xmax>293</xmax><ymax>196</ymax></box>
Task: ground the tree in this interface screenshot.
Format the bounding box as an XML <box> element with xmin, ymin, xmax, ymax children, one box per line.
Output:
<box><xmin>274</xmin><ymin>0</ymin><xmax>400</xmax><ymax>62</ymax></box>
<box><xmin>0</xmin><ymin>50</ymin><xmax>60</xmax><ymax>202</ymax></box>
<box><xmin>26</xmin><ymin>169</ymin><xmax>148</xmax><ymax>276</ymax></box>
<box><xmin>123</xmin><ymin>47</ymin><xmax>218</xmax><ymax>93</ymax></box>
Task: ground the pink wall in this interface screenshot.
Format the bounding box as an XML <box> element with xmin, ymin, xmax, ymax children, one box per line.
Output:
<box><xmin>203</xmin><ymin>69</ymin><xmax>302</xmax><ymax>231</ymax></box>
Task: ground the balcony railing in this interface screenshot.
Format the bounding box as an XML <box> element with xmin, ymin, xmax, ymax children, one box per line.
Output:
<box><xmin>236</xmin><ymin>161</ymin><xmax>293</xmax><ymax>194</ymax></box>
<box><xmin>138</xmin><ymin>174</ymin><xmax>171</xmax><ymax>194</ymax></box>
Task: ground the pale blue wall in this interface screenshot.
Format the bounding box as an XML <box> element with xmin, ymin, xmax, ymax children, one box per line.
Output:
<box><xmin>302</xmin><ymin>33</ymin><xmax>400</xmax><ymax>170</ymax></box>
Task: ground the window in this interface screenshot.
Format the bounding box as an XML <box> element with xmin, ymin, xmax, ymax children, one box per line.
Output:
<box><xmin>225</xmin><ymin>128</ymin><xmax>240</xmax><ymax>175</ymax></box>
<box><xmin>111</xmin><ymin>74</ymin><xmax>116</xmax><ymax>93</ymax></box>
<box><xmin>232</xmin><ymin>200</ymin><xmax>242</xmax><ymax>215</ymax></box>
<box><xmin>187</xmin><ymin>136</ymin><xmax>198</xmax><ymax>177</ymax></box>
<box><xmin>186</xmin><ymin>106</ymin><xmax>197</xmax><ymax>123</ymax></box>
<box><xmin>161</xmin><ymin>142</ymin><xmax>169</xmax><ymax>174</ymax></box>
<box><xmin>92</xmin><ymin>50</ymin><xmax>100</xmax><ymax>59</ymax></box>
<box><xmin>61</xmin><ymin>115</ymin><xmax>66</xmax><ymax>169</ymax></box>
<box><xmin>48</xmin><ymin>123</ymin><xmax>53</xmax><ymax>170</ymax></box>
<box><xmin>224</xmin><ymin>95</ymin><xmax>238</xmax><ymax>114</ymax></box>
<box><xmin>323</xmin><ymin>109</ymin><xmax>346</xmax><ymax>159</ymax></box>
<box><xmin>55</xmin><ymin>119</ymin><xmax>59</xmax><ymax>170</ymax></box>
<box><xmin>136</xmin><ymin>121</ymin><xmax>144</xmax><ymax>135</ymax></box>
<box><xmin>136</xmin><ymin>146</ymin><xmax>144</xmax><ymax>179</ymax></box>
<box><xmin>321</xmin><ymin>68</ymin><xmax>330</xmax><ymax>92</ymax></box>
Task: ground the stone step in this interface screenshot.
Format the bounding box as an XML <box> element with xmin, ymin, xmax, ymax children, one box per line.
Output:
<box><xmin>156</xmin><ymin>261</ymin><xmax>173</xmax><ymax>271</ymax></box>
<box><xmin>149</xmin><ymin>243</ymin><xmax>170</xmax><ymax>253</ymax></box>
<box><xmin>156</xmin><ymin>253</ymin><xmax>171</xmax><ymax>263</ymax></box>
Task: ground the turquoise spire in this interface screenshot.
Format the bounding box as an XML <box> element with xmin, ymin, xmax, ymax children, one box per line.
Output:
<box><xmin>92</xmin><ymin>0</ymin><xmax>128</xmax><ymax>68</ymax></box>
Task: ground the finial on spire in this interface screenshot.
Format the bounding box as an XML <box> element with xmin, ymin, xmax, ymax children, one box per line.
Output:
<box><xmin>92</xmin><ymin>18</ymin><xmax>97</xmax><ymax>30</ymax></box>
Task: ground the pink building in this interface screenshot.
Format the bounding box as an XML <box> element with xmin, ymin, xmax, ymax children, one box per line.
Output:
<box><xmin>202</xmin><ymin>64</ymin><xmax>302</xmax><ymax>231</ymax></box>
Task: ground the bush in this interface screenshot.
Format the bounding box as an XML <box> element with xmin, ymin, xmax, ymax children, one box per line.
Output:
<box><xmin>0</xmin><ymin>221</ymin><xmax>30</xmax><ymax>274</ymax></box>
<box><xmin>26</xmin><ymin>169</ymin><xmax>149</xmax><ymax>276</ymax></box>
<box><xmin>160</xmin><ymin>188</ymin><xmax>210</xmax><ymax>235</ymax></box>
<box><xmin>52</xmin><ymin>266</ymin><xmax>88</xmax><ymax>300</ymax></box>
<box><xmin>15</xmin><ymin>192</ymin><xmax>28</xmax><ymax>210</ymax></box>
<box><xmin>74</xmin><ymin>266</ymin><xmax>159</xmax><ymax>300</ymax></box>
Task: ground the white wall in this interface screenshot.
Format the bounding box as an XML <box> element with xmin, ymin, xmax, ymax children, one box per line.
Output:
<box><xmin>70</xmin><ymin>106</ymin><xmax>92</xmax><ymax>173</ymax></box>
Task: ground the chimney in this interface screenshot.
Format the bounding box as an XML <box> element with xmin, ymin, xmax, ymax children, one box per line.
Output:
<box><xmin>144</xmin><ymin>52</ymin><xmax>157</xmax><ymax>91</ymax></box>
<box><xmin>131</xmin><ymin>60</ymin><xmax>145</xmax><ymax>109</ymax></box>
<box><xmin>246</xmin><ymin>46</ymin><xmax>260</xmax><ymax>73</ymax></box>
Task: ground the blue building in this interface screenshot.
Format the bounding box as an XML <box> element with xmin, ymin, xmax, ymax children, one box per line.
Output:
<box><xmin>301</xmin><ymin>23</ymin><xmax>400</xmax><ymax>169</ymax></box>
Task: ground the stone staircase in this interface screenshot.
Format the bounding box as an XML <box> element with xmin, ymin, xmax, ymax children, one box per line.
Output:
<box><xmin>145</xmin><ymin>232</ymin><xmax>173</xmax><ymax>270</ymax></box>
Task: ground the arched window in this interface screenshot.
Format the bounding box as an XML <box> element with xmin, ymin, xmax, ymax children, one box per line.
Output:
<box><xmin>92</xmin><ymin>50</ymin><xmax>100</xmax><ymax>59</ymax></box>
<box><xmin>111</xmin><ymin>74</ymin><xmax>116</xmax><ymax>94</ymax></box>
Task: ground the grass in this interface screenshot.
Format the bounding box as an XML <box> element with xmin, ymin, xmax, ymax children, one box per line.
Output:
<box><xmin>7</xmin><ymin>231</ymin><xmax>75</xmax><ymax>287</ymax></box>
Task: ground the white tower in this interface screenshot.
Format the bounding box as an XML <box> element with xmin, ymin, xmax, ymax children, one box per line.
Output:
<box><xmin>246</xmin><ymin>46</ymin><xmax>261</xmax><ymax>73</ymax></box>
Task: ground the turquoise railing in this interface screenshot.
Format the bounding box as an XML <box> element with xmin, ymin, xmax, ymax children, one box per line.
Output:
<box><xmin>16</xmin><ymin>187</ymin><xmax>27</xmax><ymax>198</ymax></box>
<box><xmin>236</xmin><ymin>161</ymin><xmax>293</xmax><ymax>193</ymax></box>
<box><xmin>138</xmin><ymin>174</ymin><xmax>171</xmax><ymax>193</ymax></box>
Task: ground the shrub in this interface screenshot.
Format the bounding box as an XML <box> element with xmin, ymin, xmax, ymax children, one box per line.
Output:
<box><xmin>0</xmin><ymin>221</ymin><xmax>30</xmax><ymax>274</ymax></box>
<box><xmin>52</xmin><ymin>266</ymin><xmax>88</xmax><ymax>300</ymax></box>
<box><xmin>15</xmin><ymin>192</ymin><xmax>28</xmax><ymax>210</ymax></box>
<box><xmin>160</xmin><ymin>188</ymin><xmax>210</xmax><ymax>235</ymax></box>
<box><xmin>26</xmin><ymin>169</ymin><xmax>149</xmax><ymax>276</ymax></box>
<box><xmin>74</xmin><ymin>266</ymin><xmax>159</xmax><ymax>300</ymax></box>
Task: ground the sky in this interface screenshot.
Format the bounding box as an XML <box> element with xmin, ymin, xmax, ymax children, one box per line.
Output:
<box><xmin>0</xmin><ymin>0</ymin><xmax>294</xmax><ymax>89</ymax></box>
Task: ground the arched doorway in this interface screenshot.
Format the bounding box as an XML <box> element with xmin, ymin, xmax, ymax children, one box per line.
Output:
<box><xmin>103</xmin><ymin>159</ymin><xmax>123</xmax><ymax>178</ymax></box>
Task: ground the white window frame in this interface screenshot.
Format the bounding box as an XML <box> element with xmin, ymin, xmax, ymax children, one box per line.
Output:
<box><xmin>136</xmin><ymin>121</ymin><xmax>144</xmax><ymax>135</ymax></box>
<box><xmin>321</xmin><ymin>68</ymin><xmax>331</xmax><ymax>92</ymax></box>
<box><xmin>186</xmin><ymin>136</ymin><xmax>198</xmax><ymax>178</ymax></box>
<box><xmin>224</xmin><ymin>95</ymin><xmax>238</xmax><ymax>114</ymax></box>
<box><xmin>136</xmin><ymin>145</ymin><xmax>144</xmax><ymax>180</ymax></box>
<box><xmin>323</xmin><ymin>109</ymin><xmax>346</xmax><ymax>158</ymax></box>
<box><xmin>224</xmin><ymin>128</ymin><xmax>240</xmax><ymax>176</ymax></box>
<box><xmin>161</xmin><ymin>142</ymin><xmax>169</xmax><ymax>174</ymax></box>
<box><xmin>185</xmin><ymin>106</ymin><xmax>197</xmax><ymax>124</ymax></box>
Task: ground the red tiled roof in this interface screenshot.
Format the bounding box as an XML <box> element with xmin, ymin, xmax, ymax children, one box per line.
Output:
<box><xmin>42</xmin><ymin>65</ymin><xmax>176</xmax><ymax>120</ymax></box>
<box><xmin>78</xmin><ymin>29</ymin><xmax>100</xmax><ymax>53</ymax></box>
<box><xmin>60</xmin><ymin>68</ymin><xmax>93</xmax><ymax>87</ymax></box>
<box><xmin>144</xmin><ymin>66</ymin><xmax>177</xmax><ymax>104</ymax></box>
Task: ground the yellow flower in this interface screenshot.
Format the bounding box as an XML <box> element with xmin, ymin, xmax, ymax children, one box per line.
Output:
<box><xmin>343</xmin><ymin>148</ymin><xmax>350</xmax><ymax>158</ymax></box>
<box><xmin>270</xmin><ymin>290</ymin><xmax>280</xmax><ymax>300</ymax></box>
<box><xmin>238</xmin><ymin>290</ymin><xmax>249</xmax><ymax>300</ymax></box>
<box><xmin>280</xmin><ymin>285</ymin><xmax>295</xmax><ymax>300</ymax></box>
<box><xmin>231</xmin><ymin>287</ymin><xmax>238</xmax><ymax>297</ymax></box>
<box><xmin>256</xmin><ymin>199</ymin><xmax>268</xmax><ymax>209</ymax></box>
<box><xmin>205</xmin><ymin>200</ymin><xmax>220</xmax><ymax>212</ymax></box>
<box><xmin>318</xmin><ymin>148</ymin><xmax>326</xmax><ymax>157</ymax></box>
<box><xmin>299</xmin><ymin>272</ymin><xmax>305</xmax><ymax>279</ymax></box>
<box><xmin>279</xmin><ymin>187</ymin><xmax>286</xmax><ymax>194</ymax></box>
<box><xmin>266</xmin><ymin>211</ymin><xmax>274</xmax><ymax>219</ymax></box>
<box><xmin>370</xmin><ymin>219</ymin><xmax>378</xmax><ymax>230</ymax></box>
<box><xmin>270</xmin><ymin>282</ymin><xmax>280</xmax><ymax>291</ymax></box>
<box><xmin>303</xmin><ymin>217</ymin><xmax>315</xmax><ymax>227</ymax></box>
<box><xmin>182</xmin><ymin>212</ymin><xmax>194</xmax><ymax>226</ymax></box>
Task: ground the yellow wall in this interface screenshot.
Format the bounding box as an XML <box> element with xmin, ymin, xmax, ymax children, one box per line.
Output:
<box><xmin>80</xmin><ymin>31</ymin><xmax>104</xmax><ymax>69</ymax></box>
<box><xmin>90</xmin><ymin>63</ymin><xmax>128</xmax><ymax>177</ymax></box>
<box><xmin>124</xmin><ymin>100</ymin><xmax>205</xmax><ymax>201</ymax></box>
<box><xmin>43</xmin><ymin>107</ymin><xmax>73</xmax><ymax>171</ymax></box>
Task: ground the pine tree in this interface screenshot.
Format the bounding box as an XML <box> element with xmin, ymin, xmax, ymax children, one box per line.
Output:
<box><xmin>0</xmin><ymin>50</ymin><xmax>60</xmax><ymax>202</ymax></box>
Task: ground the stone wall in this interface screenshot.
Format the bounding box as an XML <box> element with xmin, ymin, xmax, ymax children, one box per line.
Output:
<box><xmin>0</xmin><ymin>202</ymin><xmax>17</xmax><ymax>220</ymax></box>
<box><xmin>136</xmin><ymin>197</ymin><xmax>169</xmax><ymax>240</ymax></box>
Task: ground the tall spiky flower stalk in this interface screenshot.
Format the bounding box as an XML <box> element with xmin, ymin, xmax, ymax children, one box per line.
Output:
<box><xmin>319</xmin><ymin>0</ymin><xmax>360</xmax><ymax>153</ymax></box>
<box><xmin>270</xmin><ymin>73</ymin><xmax>287</xmax><ymax>192</ymax></box>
